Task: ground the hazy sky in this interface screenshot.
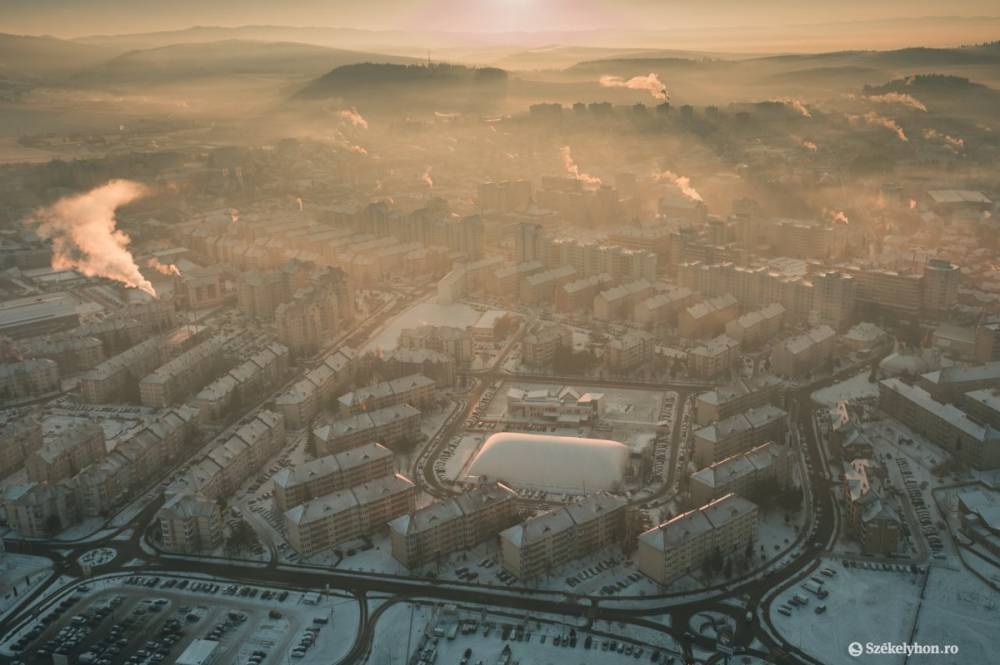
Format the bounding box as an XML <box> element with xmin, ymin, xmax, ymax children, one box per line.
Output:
<box><xmin>3</xmin><ymin>0</ymin><xmax>999</xmax><ymax>37</ymax></box>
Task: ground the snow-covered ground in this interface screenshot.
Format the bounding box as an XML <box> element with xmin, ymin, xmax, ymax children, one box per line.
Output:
<box><xmin>0</xmin><ymin>554</ymin><xmax>53</xmax><ymax>618</ymax></box>
<box><xmin>367</xmin><ymin>600</ymin><xmax>676</xmax><ymax>665</ymax></box>
<box><xmin>363</xmin><ymin>301</ymin><xmax>486</xmax><ymax>353</ymax></box>
<box><xmin>770</xmin><ymin>558</ymin><xmax>922</xmax><ymax>665</ymax></box>
<box><xmin>78</xmin><ymin>547</ymin><xmax>117</xmax><ymax>570</ymax></box>
<box><xmin>913</xmin><ymin>566</ymin><xmax>1000</xmax><ymax>664</ymax></box>
<box><xmin>811</xmin><ymin>371</ymin><xmax>880</xmax><ymax>409</ymax></box>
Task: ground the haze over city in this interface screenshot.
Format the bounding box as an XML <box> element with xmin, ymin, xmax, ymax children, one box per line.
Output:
<box><xmin>0</xmin><ymin>3</ymin><xmax>998</xmax><ymax>665</ymax></box>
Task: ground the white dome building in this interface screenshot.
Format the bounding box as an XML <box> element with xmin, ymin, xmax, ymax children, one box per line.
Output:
<box><xmin>465</xmin><ymin>432</ymin><xmax>629</xmax><ymax>493</ymax></box>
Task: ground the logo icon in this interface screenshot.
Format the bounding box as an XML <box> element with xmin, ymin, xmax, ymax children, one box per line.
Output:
<box><xmin>848</xmin><ymin>642</ymin><xmax>864</xmax><ymax>657</ymax></box>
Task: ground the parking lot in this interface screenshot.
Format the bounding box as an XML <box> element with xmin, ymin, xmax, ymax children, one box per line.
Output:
<box><xmin>3</xmin><ymin>575</ymin><xmax>359</xmax><ymax>665</ymax></box>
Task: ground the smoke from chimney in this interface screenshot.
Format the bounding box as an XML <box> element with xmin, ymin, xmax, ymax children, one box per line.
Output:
<box><xmin>599</xmin><ymin>74</ymin><xmax>669</xmax><ymax>101</ymax></box>
<box><xmin>867</xmin><ymin>92</ymin><xmax>927</xmax><ymax>112</ymax></box>
<box><xmin>849</xmin><ymin>112</ymin><xmax>908</xmax><ymax>141</ymax></box>
<box><xmin>147</xmin><ymin>257</ymin><xmax>181</xmax><ymax>276</ymax></box>
<box><xmin>561</xmin><ymin>146</ymin><xmax>601</xmax><ymax>187</ymax></box>
<box><xmin>229</xmin><ymin>208</ymin><xmax>239</xmax><ymax>224</ymax></box>
<box><xmin>28</xmin><ymin>180</ymin><xmax>157</xmax><ymax>296</ymax></box>
<box><xmin>338</xmin><ymin>107</ymin><xmax>369</xmax><ymax>129</ymax></box>
<box><xmin>422</xmin><ymin>166</ymin><xmax>434</xmax><ymax>188</ymax></box>
<box><xmin>772</xmin><ymin>98</ymin><xmax>812</xmax><ymax>118</ymax></box>
<box><xmin>653</xmin><ymin>170</ymin><xmax>703</xmax><ymax>202</ymax></box>
<box><xmin>922</xmin><ymin>128</ymin><xmax>964</xmax><ymax>150</ymax></box>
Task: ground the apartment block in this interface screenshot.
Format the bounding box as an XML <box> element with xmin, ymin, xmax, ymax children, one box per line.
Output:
<box><xmin>842</xmin><ymin>459</ymin><xmax>901</xmax><ymax>556</ymax></box>
<box><xmin>499</xmin><ymin>494</ymin><xmax>627</xmax><ymax>580</ymax></box>
<box><xmin>0</xmin><ymin>415</ymin><xmax>43</xmax><ymax>478</ymax></box>
<box><xmin>26</xmin><ymin>422</ymin><xmax>106</xmax><ymax>483</ymax></box>
<box><xmin>879</xmin><ymin>378</ymin><xmax>1000</xmax><ymax>469</ymax></box>
<box><xmin>593</xmin><ymin>280</ymin><xmax>654</xmax><ymax>321</ymax></box>
<box><xmin>632</xmin><ymin>287</ymin><xmax>697</xmax><ymax>329</ymax></box>
<box><xmin>689</xmin><ymin>442</ymin><xmax>789</xmax><ymax>507</ymax></box>
<box><xmin>687</xmin><ymin>335</ymin><xmax>740</xmax><ymax>379</ymax></box>
<box><xmin>694</xmin><ymin>375</ymin><xmax>784</xmax><ymax>425</ymax></box>
<box><xmin>158</xmin><ymin>492</ymin><xmax>224</xmax><ymax>553</ymax></box>
<box><xmin>725</xmin><ymin>303</ymin><xmax>784</xmax><ymax>349</ymax></box>
<box><xmin>0</xmin><ymin>481</ymin><xmax>78</xmax><ymax>538</ymax></box>
<box><xmin>520</xmin><ymin>324</ymin><xmax>572</xmax><ymax>368</ymax></box>
<box><xmin>605</xmin><ymin>331</ymin><xmax>656</xmax><ymax>373</ymax></box>
<box><xmin>338</xmin><ymin>374</ymin><xmax>435</xmax><ymax>415</ymax></box>
<box><xmin>314</xmin><ymin>404</ymin><xmax>421</xmax><ymax>455</ymax></box>
<box><xmin>194</xmin><ymin>342</ymin><xmax>290</xmax><ymax>422</ymax></box>
<box><xmin>398</xmin><ymin>326</ymin><xmax>473</xmax><ymax>365</ymax></box>
<box><xmin>770</xmin><ymin>325</ymin><xmax>836</xmax><ymax>379</ymax></box>
<box><xmin>139</xmin><ymin>336</ymin><xmax>231</xmax><ymax>408</ymax></box>
<box><xmin>638</xmin><ymin>493</ymin><xmax>759</xmax><ymax>586</ymax></box>
<box><xmin>678</xmin><ymin>294</ymin><xmax>740</xmax><ymax>339</ymax></box>
<box><xmin>693</xmin><ymin>405</ymin><xmax>788</xmax><ymax>467</ymax></box>
<box><xmin>275</xmin><ymin>347</ymin><xmax>356</xmax><ymax>429</ymax></box>
<box><xmin>389</xmin><ymin>482</ymin><xmax>519</xmax><ymax>569</ymax></box>
<box><xmin>284</xmin><ymin>474</ymin><xmax>416</xmax><ymax>556</ymax></box>
<box><xmin>383</xmin><ymin>348</ymin><xmax>456</xmax><ymax>387</ymax></box>
<box><xmin>273</xmin><ymin>442</ymin><xmax>395</xmax><ymax>511</ymax></box>
<box><xmin>0</xmin><ymin>358</ymin><xmax>60</xmax><ymax>401</ymax></box>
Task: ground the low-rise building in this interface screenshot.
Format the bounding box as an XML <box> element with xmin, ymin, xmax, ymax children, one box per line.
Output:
<box><xmin>842</xmin><ymin>459</ymin><xmax>900</xmax><ymax>556</ymax></box>
<box><xmin>389</xmin><ymin>482</ymin><xmax>519</xmax><ymax>569</ymax></box>
<box><xmin>1</xmin><ymin>481</ymin><xmax>78</xmax><ymax>538</ymax></box>
<box><xmin>638</xmin><ymin>493</ymin><xmax>759</xmax><ymax>586</ymax></box>
<box><xmin>505</xmin><ymin>386</ymin><xmax>604</xmax><ymax>424</ymax></box>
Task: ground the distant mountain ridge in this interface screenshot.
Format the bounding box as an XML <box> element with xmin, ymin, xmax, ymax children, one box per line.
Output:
<box><xmin>295</xmin><ymin>62</ymin><xmax>508</xmax><ymax>99</ymax></box>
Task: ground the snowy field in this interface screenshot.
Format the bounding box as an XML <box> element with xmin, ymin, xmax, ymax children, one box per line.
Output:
<box><xmin>911</xmin><ymin>566</ymin><xmax>1000</xmax><ymax>664</ymax></box>
<box><xmin>363</xmin><ymin>301</ymin><xmax>488</xmax><ymax>352</ymax></box>
<box><xmin>770</xmin><ymin>559</ymin><xmax>922</xmax><ymax>665</ymax></box>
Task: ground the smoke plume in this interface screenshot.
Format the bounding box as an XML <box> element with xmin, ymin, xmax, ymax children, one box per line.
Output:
<box><xmin>147</xmin><ymin>257</ymin><xmax>181</xmax><ymax>276</ymax></box>
<box><xmin>296</xmin><ymin>197</ymin><xmax>304</xmax><ymax>212</ymax></box>
<box><xmin>922</xmin><ymin>128</ymin><xmax>964</xmax><ymax>150</ymax></box>
<box><xmin>561</xmin><ymin>146</ymin><xmax>602</xmax><ymax>187</ymax></box>
<box><xmin>794</xmin><ymin>137</ymin><xmax>818</xmax><ymax>151</ymax></box>
<box><xmin>825</xmin><ymin>209</ymin><xmax>849</xmax><ymax>224</ymax></box>
<box><xmin>867</xmin><ymin>92</ymin><xmax>927</xmax><ymax>112</ymax></box>
<box><xmin>29</xmin><ymin>180</ymin><xmax>156</xmax><ymax>296</ymax></box>
<box><xmin>422</xmin><ymin>166</ymin><xmax>434</xmax><ymax>188</ymax></box>
<box><xmin>653</xmin><ymin>170</ymin><xmax>703</xmax><ymax>202</ymax></box>
<box><xmin>773</xmin><ymin>98</ymin><xmax>812</xmax><ymax>118</ymax></box>
<box><xmin>849</xmin><ymin>112</ymin><xmax>908</xmax><ymax>141</ymax></box>
<box><xmin>229</xmin><ymin>208</ymin><xmax>239</xmax><ymax>224</ymax></box>
<box><xmin>599</xmin><ymin>74</ymin><xmax>669</xmax><ymax>101</ymax></box>
<box><xmin>349</xmin><ymin>145</ymin><xmax>368</xmax><ymax>155</ymax></box>
<box><xmin>338</xmin><ymin>107</ymin><xmax>369</xmax><ymax>129</ymax></box>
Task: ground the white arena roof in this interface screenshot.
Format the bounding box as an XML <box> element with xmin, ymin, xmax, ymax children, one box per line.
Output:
<box><xmin>466</xmin><ymin>432</ymin><xmax>628</xmax><ymax>492</ymax></box>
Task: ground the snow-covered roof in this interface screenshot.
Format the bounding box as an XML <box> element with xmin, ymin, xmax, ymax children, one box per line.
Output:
<box><xmin>467</xmin><ymin>432</ymin><xmax>628</xmax><ymax>492</ymax></box>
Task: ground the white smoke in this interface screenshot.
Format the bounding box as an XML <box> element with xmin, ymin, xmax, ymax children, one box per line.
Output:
<box><xmin>229</xmin><ymin>208</ymin><xmax>239</xmax><ymax>224</ymax></box>
<box><xmin>653</xmin><ymin>170</ymin><xmax>703</xmax><ymax>202</ymax></box>
<box><xmin>849</xmin><ymin>112</ymin><xmax>908</xmax><ymax>142</ymax></box>
<box><xmin>599</xmin><ymin>74</ymin><xmax>669</xmax><ymax>101</ymax></box>
<box><xmin>825</xmin><ymin>209</ymin><xmax>849</xmax><ymax>224</ymax></box>
<box><xmin>147</xmin><ymin>257</ymin><xmax>181</xmax><ymax>276</ymax></box>
<box><xmin>422</xmin><ymin>166</ymin><xmax>434</xmax><ymax>188</ymax></box>
<box><xmin>349</xmin><ymin>145</ymin><xmax>368</xmax><ymax>155</ymax></box>
<box><xmin>922</xmin><ymin>128</ymin><xmax>964</xmax><ymax>150</ymax></box>
<box><xmin>29</xmin><ymin>180</ymin><xmax>157</xmax><ymax>296</ymax></box>
<box><xmin>795</xmin><ymin>137</ymin><xmax>818</xmax><ymax>152</ymax></box>
<box><xmin>773</xmin><ymin>98</ymin><xmax>812</xmax><ymax>118</ymax></box>
<box><xmin>561</xmin><ymin>146</ymin><xmax>602</xmax><ymax>187</ymax></box>
<box><xmin>866</xmin><ymin>92</ymin><xmax>928</xmax><ymax>112</ymax></box>
<box><xmin>338</xmin><ymin>107</ymin><xmax>369</xmax><ymax>129</ymax></box>
<box><xmin>296</xmin><ymin>197</ymin><xmax>304</xmax><ymax>212</ymax></box>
